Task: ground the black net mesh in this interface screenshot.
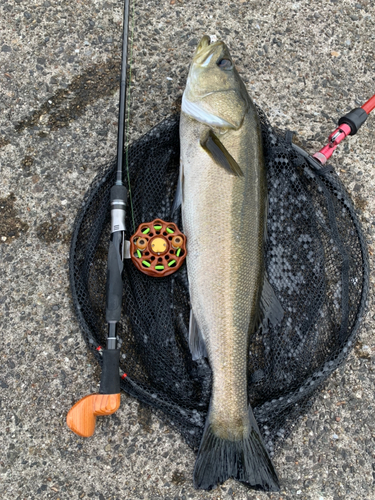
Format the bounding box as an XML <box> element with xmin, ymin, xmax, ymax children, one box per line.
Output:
<box><xmin>69</xmin><ymin>110</ymin><xmax>369</xmax><ymax>455</ymax></box>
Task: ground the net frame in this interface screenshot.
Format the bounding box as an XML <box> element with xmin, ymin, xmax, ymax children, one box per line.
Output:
<box><xmin>69</xmin><ymin>110</ymin><xmax>369</xmax><ymax>453</ymax></box>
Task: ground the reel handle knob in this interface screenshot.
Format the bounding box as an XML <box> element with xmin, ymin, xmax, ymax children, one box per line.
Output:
<box><xmin>171</xmin><ymin>235</ymin><xmax>183</xmax><ymax>248</ymax></box>
<box><xmin>135</xmin><ymin>238</ymin><xmax>148</xmax><ymax>250</ymax></box>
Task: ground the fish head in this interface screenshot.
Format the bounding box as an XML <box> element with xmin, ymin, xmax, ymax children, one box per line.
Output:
<box><xmin>182</xmin><ymin>35</ymin><xmax>249</xmax><ymax>130</ymax></box>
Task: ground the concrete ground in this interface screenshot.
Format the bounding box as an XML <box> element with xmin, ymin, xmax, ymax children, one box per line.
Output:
<box><xmin>1</xmin><ymin>0</ymin><xmax>374</xmax><ymax>499</ymax></box>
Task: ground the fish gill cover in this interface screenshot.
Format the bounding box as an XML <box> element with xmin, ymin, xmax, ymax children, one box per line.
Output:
<box><xmin>69</xmin><ymin>109</ymin><xmax>368</xmax><ymax>455</ymax></box>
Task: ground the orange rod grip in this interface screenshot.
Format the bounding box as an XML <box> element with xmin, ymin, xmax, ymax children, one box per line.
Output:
<box><xmin>66</xmin><ymin>393</ymin><xmax>121</xmax><ymax>437</ymax></box>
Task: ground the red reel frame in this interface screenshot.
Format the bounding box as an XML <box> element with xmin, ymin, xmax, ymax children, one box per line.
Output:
<box><xmin>130</xmin><ymin>219</ymin><xmax>187</xmax><ymax>277</ymax></box>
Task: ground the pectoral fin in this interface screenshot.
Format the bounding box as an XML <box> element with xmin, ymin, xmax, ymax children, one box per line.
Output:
<box><xmin>200</xmin><ymin>130</ymin><xmax>244</xmax><ymax>178</ymax></box>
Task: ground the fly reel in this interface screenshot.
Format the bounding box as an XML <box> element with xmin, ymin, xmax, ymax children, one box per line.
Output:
<box><xmin>130</xmin><ymin>219</ymin><xmax>187</xmax><ymax>277</ymax></box>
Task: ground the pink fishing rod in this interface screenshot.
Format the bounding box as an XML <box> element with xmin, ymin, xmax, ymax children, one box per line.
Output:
<box><xmin>313</xmin><ymin>94</ymin><xmax>375</xmax><ymax>165</ymax></box>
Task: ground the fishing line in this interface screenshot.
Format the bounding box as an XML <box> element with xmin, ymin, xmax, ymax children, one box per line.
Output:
<box><xmin>124</xmin><ymin>0</ymin><xmax>136</xmax><ymax>233</ymax></box>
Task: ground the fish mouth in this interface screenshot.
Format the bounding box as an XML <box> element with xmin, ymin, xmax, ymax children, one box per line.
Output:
<box><xmin>195</xmin><ymin>35</ymin><xmax>211</xmax><ymax>53</ymax></box>
<box><xmin>193</xmin><ymin>36</ymin><xmax>229</xmax><ymax>66</ymax></box>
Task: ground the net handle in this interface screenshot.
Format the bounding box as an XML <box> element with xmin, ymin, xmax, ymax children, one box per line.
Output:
<box><xmin>313</xmin><ymin>93</ymin><xmax>374</xmax><ymax>165</ymax></box>
<box><xmin>361</xmin><ymin>94</ymin><xmax>375</xmax><ymax>115</ymax></box>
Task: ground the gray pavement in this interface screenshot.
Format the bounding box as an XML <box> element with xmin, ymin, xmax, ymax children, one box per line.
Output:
<box><xmin>1</xmin><ymin>0</ymin><xmax>374</xmax><ymax>499</ymax></box>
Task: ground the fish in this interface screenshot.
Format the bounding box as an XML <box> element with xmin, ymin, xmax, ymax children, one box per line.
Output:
<box><xmin>175</xmin><ymin>35</ymin><xmax>283</xmax><ymax>491</ymax></box>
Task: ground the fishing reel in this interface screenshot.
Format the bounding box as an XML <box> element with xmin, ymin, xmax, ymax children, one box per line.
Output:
<box><xmin>130</xmin><ymin>219</ymin><xmax>187</xmax><ymax>277</ymax></box>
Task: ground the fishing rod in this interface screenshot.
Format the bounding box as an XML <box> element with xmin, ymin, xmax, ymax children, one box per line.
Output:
<box><xmin>313</xmin><ymin>94</ymin><xmax>375</xmax><ymax>164</ymax></box>
<box><xmin>66</xmin><ymin>0</ymin><xmax>131</xmax><ymax>437</ymax></box>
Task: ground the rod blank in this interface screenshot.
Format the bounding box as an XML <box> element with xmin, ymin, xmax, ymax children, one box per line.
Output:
<box><xmin>116</xmin><ymin>0</ymin><xmax>131</xmax><ymax>185</ymax></box>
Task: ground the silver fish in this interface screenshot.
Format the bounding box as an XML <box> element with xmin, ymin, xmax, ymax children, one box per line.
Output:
<box><xmin>176</xmin><ymin>35</ymin><xmax>282</xmax><ymax>491</ymax></box>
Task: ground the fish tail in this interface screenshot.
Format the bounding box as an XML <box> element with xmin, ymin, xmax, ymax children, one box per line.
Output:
<box><xmin>193</xmin><ymin>406</ymin><xmax>280</xmax><ymax>492</ymax></box>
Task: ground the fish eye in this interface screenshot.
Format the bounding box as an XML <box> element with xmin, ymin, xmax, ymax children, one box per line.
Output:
<box><xmin>217</xmin><ymin>58</ymin><xmax>232</xmax><ymax>70</ymax></box>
